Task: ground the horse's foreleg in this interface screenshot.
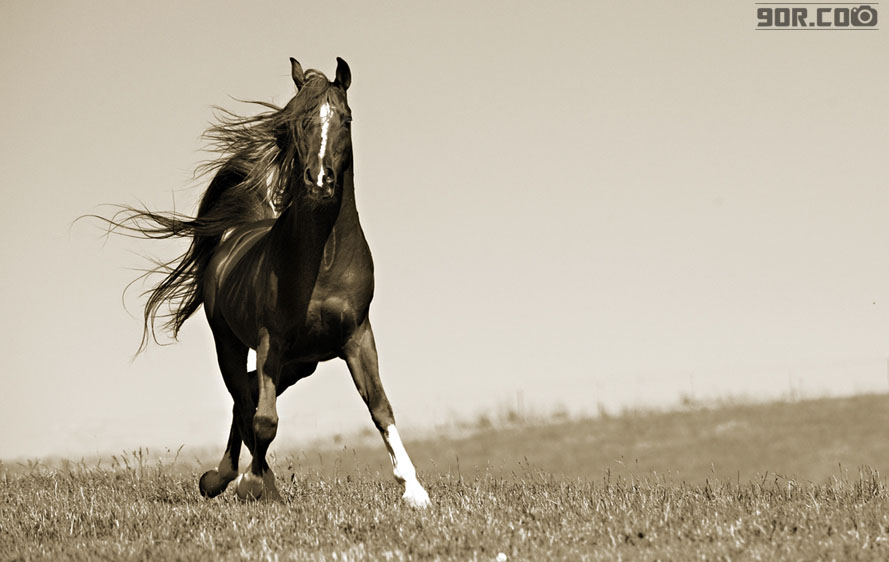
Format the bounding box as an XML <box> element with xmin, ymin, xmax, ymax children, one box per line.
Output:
<box><xmin>343</xmin><ymin>319</ymin><xmax>430</xmax><ymax>508</ymax></box>
<box><xmin>199</xmin><ymin>407</ymin><xmax>242</xmax><ymax>497</ymax></box>
<box><xmin>236</xmin><ymin>327</ymin><xmax>282</xmax><ymax>501</ymax></box>
<box><xmin>208</xmin><ymin>322</ymin><xmax>268</xmax><ymax>500</ymax></box>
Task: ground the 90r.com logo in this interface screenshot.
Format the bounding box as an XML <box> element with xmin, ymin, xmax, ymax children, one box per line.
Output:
<box><xmin>756</xmin><ymin>3</ymin><xmax>878</xmax><ymax>29</ymax></box>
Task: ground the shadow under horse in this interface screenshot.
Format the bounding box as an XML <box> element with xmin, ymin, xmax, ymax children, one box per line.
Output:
<box><xmin>98</xmin><ymin>58</ymin><xmax>430</xmax><ymax>507</ymax></box>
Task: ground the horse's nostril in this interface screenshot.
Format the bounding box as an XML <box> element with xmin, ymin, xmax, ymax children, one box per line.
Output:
<box><xmin>303</xmin><ymin>168</ymin><xmax>314</xmax><ymax>184</ymax></box>
<box><xmin>324</xmin><ymin>167</ymin><xmax>335</xmax><ymax>183</ymax></box>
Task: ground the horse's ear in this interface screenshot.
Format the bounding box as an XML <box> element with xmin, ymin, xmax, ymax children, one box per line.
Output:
<box><xmin>290</xmin><ymin>57</ymin><xmax>305</xmax><ymax>90</ymax></box>
<box><xmin>335</xmin><ymin>57</ymin><xmax>351</xmax><ymax>90</ymax></box>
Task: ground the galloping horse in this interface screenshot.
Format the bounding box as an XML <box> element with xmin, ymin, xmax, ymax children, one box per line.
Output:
<box><xmin>100</xmin><ymin>58</ymin><xmax>430</xmax><ymax>507</ymax></box>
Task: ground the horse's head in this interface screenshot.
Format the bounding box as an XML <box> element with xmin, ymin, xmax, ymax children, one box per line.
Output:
<box><xmin>283</xmin><ymin>57</ymin><xmax>353</xmax><ymax>204</ymax></box>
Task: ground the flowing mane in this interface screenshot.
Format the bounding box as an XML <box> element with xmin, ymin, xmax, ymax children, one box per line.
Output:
<box><xmin>199</xmin><ymin>69</ymin><xmax>336</xmax><ymax>214</ymax></box>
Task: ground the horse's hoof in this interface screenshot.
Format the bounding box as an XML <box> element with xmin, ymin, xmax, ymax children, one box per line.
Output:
<box><xmin>235</xmin><ymin>473</ymin><xmax>264</xmax><ymax>501</ymax></box>
<box><xmin>402</xmin><ymin>481</ymin><xmax>431</xmax><ymax>509</ymax></box>
<box><xmin>199</xmin><ymin>469</ymin><xmax>231</xmax><ymax>498</ymax></box>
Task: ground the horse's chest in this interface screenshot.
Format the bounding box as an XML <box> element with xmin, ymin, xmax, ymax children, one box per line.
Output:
<box><xmin>285</xmin><ymin>270</ymin><xmax>372</xmax><ymax>354</ymax></box>
<box><xmin>306</xmin><ymin>293</ymin><xmax>358</xmax><ymax>335</ymax></box>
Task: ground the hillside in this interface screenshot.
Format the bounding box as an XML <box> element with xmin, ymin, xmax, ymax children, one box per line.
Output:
<box><xmin>284</xmin><ymin>393</ymin><xmax>889</xmax><ymax>484</ymax></box>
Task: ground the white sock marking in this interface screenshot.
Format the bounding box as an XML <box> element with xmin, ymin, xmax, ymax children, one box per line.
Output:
<box><xmin>383</xmin><ymin>424</ymin><xmax>430</xmax><ymax>508</ymax></box>
<box><xmin>384</xmin><ymin>425</ymin><xmax>416</xmax><ymax>482</ymax></box>
<box><xmin>316</xmin><ymin>102</ymin><xmax>331</xmax><ymax>187</ymax></box>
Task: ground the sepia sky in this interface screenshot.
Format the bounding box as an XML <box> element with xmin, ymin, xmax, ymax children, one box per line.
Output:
<box><xmin>1</xmin><ymin>1</ymin><xmax>888</xmax><ymax>459</ymax></box>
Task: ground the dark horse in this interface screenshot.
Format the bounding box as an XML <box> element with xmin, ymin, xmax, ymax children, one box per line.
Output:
<box><xmin>99</xmin><ymin>58</ymin><xmax>430</xmax><ymax>507</ymax></box>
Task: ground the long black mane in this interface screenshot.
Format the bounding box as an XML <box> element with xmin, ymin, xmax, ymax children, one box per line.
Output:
<box><xmin>93</xmin><ymin>70</ymin><xmax>336</xmax><ymax>352</ymax></box>
<box><xmin>202</xmin><ymin>70</ymin><xmax>336</xmax><ymax>211</ymax></box>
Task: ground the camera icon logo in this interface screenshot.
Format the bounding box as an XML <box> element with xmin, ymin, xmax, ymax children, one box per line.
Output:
<box><xmin>851</xmin><ymin>5</ymin><xmax>878</xmax><ymax>26</ymax></box>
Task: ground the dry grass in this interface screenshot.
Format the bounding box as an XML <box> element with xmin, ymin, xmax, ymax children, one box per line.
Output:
<box><xmin>4</xmin><ymin>394</ymin><xmax>889</xmax><ymax>560</ymax></box>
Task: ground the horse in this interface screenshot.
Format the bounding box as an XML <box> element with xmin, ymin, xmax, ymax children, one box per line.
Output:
<box><xmin>97</xmin><ymin>58</ymin><xmax>430</xmax><ymax>507</ymax></box>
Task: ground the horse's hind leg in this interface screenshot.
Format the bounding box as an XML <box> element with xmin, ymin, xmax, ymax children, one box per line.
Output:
<box><xmin>199</xmin><ymin>408</ymin><xmax>241</xmax><ymax>497</ymax></box>
<box><xmin>342</xmin><ymin>319</ymin><xmax>430</xmax><ymax>508</ymax></box>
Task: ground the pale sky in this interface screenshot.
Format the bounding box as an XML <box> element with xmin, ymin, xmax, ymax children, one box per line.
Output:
<box><xmin>2</xmin><ymin>1</ymin><xmax>888</xmax><ymax>459</ymax></box>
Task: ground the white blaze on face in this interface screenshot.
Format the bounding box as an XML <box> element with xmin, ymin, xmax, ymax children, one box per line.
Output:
<box><xmin>316</xmin><ymin>102</ymin><xmax>332</xmax><ymax>187</ymax></box>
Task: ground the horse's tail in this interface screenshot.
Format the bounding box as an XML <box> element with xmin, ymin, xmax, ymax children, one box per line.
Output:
<box><xmin>96</xmin><ymin>163</ymin><xmax>271</xmax><ymax>353</ymax></box>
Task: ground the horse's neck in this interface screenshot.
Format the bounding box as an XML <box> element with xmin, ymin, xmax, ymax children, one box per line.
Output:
<box><xmin>274</xmin><ymin>167</ymin><xmax>363</xmax><ymax>273</ymax></box>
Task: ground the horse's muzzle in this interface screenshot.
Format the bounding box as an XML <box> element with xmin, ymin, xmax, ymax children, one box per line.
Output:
<box><xmin>305</xmin><ymin>182</ymin><xmax>335</xmax><ymax>201</ymax></box>
<box><xmin>304</xmin><ymin>168</ymin><xmax>336</xmax><ymax>200</ymax></box>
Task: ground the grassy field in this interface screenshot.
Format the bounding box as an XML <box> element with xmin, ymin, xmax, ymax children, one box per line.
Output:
<box><xmin>4</xmin><ymin>393</ymin><xmax>889</xmax><ymax>560</ymax></box>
